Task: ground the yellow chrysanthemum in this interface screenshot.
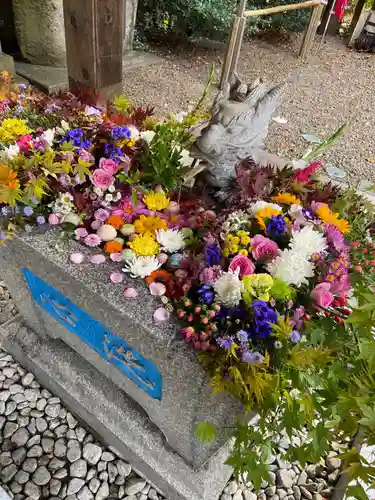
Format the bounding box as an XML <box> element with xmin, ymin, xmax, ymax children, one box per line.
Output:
<box><xmin>272</xmin><ymin>193</ymin><xmax>301</xmax><ymax>205</ymax></box>
<box><xmin>240</xmin><ymin>235</ymin><xmax>251</xmax><ymax>245</ymax></box>
<box><xmin>0</xmin><ymin>118</ymin><xmax>31</xmax><ymax>143</ymax></box>
<box><xmin>256</xmin><ymin>207</ymin><xmax>282</xmax><ymax>231</ymax></box>
<box><xmin>127</xmin><ymin>233</ymin><xmax>160</xmax><ymax>256</ymax></box>
<box><xmin>315</xmin><ymin>205</ymin><xmax>350</xmax><ymax>234</ymax></box>
<box><xmin>143</xmin><ymin>192</ymin><xmax>170</xmax><ymax>211</ymax></box>
<box><xmin>134</xmin><ymin>215</ymin><xmax>167</xmax><ymax>234</ymax></box>
<box><xmin>238</xmin><ymin>249</ymin><xmax>248</xmax><ymax>256</ymax></box>
<box><xmin>229</xmin><ymin>244</ymin><xmax>239</xmax><ymax>254</ymax></box>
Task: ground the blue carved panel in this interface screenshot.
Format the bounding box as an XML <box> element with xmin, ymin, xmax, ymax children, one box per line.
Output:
<box><xmin>23</xmin><ymin>268</ymin><xmax>162</xmax><ymax>400</ymax></box>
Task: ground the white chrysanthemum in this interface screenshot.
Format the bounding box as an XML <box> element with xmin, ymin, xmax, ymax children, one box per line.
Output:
<box><xmin>41</xmin><ymin>128</ymin><xmax>55</xmax><ymax>148</ymax></box>
<box><xmin>1</xmin><ymin>143</ymin><xmax>20</xmax><ymax>161</ymax></box>
<box><xmin>214</xmin><ymin>270</ymin><xmax>244</xmax><ymax>307</ymax></box>
<box><xmin>140</xmin><ymin>130</ymin><xmax>156</xmax><ymax>144</ymax></box>
<box><xmin>267</xmin><ymin>249</ymin><xmax>315</xmax><ymax>287</ymax></box>
<box><xmin>248</xmin><ymin>201</ymin><xmax>282</xmax><ymax>216</ymax></box>
<box><xmin>291</xmin><ymin>226</ymin><xmax>327</xmax><ymax>257</ymax></box>
<box><xmin>156</xmin><ymin>229</ymin><xmax>185</xmax><ymax>253</ymax></box>
<box><xmin>122</xmin><ymin>256</ymin><xmax>161</xmax><ymax>279</ymax></box>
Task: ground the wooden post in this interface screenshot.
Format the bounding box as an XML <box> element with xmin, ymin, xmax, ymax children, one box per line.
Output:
<box><xmin>299</xmin><ymin>3</ymin><xmax>324</xmax><ymax>58</ymax></box>
<box><xmin>349</xmin><ymin>0</ymin><xmax>367</xmax><ymax>34</ymax></box>
<box><xmin>220</xmin><ymin>0</ymin><xmax>247</xmax><ymax>90</ymax></box>
<box><xmin>62</xmin><ymin>0</ymin><xmax>124</xmax><ymax>103</ymax></box>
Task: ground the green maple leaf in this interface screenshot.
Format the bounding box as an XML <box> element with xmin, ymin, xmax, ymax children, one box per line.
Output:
<box><xmin>346</xmin><ymin>484</ymin><xmax>369</xmax><ymax>500</ymax></box>
<box><xmin>195</xmin><ymin>421</ymin><xmax>217</xmax><ymax>442</ymax></box>
<box><xmin>73</xmin><ymin>158</ymin><xmax>92</xmax><ymax>181</ymax></box>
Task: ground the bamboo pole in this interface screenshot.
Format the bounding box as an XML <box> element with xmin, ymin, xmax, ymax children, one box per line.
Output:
<box><xmin>244</xmin><ymin>0</ymin><xmax>320</xmax><ymax>17</ymax></box>
<box><xmin>299</xmin><ymin>3</ymin><xmax>324</xmax><ymax>58</ymax></box>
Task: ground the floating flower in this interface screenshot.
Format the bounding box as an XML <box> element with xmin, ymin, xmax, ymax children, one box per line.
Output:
<box><xmin>104</xmin><ymin>241</ymin><xmax>123</xmax><ymax>253</ymax></box>
<box><xmin>91</xmin><ymin>169</ymin><xmax>114</xmax><ymax>190</ymax></box>
<box><xmin>99</xmin><ymin>158</ymin><xmax>119</xmax><ymax>175</ymax></box>
<box><xmin>70</xmin><ymin>252</ymin><xmax>84</xmax><ymax>264</ymax></box>
<box><xmin>229</xmin><ymin>254</ymin><xmax>255</xmax><ymax>277</ymax></box>
<box><xmin>124</xmin><ymin>287</ymin><xmax>138</xmax><ymax>298</ymax></box>
<box><xmin>84</xmin><ymin>233</ymin><xmax>102</xmax><ymax>247</ymax></box>
<box><xmin>315</xmin><ymin>204</ymin><xmax>350</xmax><ymax>234</ymax></box>
<box><xmin>214</xmin><ymin>271</ymin><xmax>244</xmax><ymax>307</ymax></box>
<box><xmin>153</xmin><ymin>307</ymin><xmax>170</xmax><ymax>322</ymax></box>
<box><xmin>123</xmin><ymin>255</ymin><xmax>162</xmax><ymax>278</ymax></box>
<box><xmin>110</xmin><ymin>252</ymin><xmax>122</xmax><ymax>262</ymax></box>
<box><xmin>272</xmin><ymin>193</ymin><xmax>301</xmax><ymax>205</ymax></box>
<box><xmin>127</xmin><ymin>233</ymin><xmax>159</xmax><ymax>256</ymax></box>
<box><xmin>149</xmin><ymin>282</ymin><xmax>167</xmax><ymax>296</ymax></box>
<box><xmin>134</xmin><ymin>215</ymin><xmax>168</xmax><ymax>234</ymax></box>
<box><xmin>156</xmin><ymin>229</ymin><xmax>185</xmax><ymax>253</ymax></box>
<box><xmin>36</xmin><ymin>216</ymin><xmax>46</xmax><ymax>225</ymax></box>
<box><xmin>97</xmin><ymin>224</ymin><xmax>117</xmax><ymax>242</ymax></box>
<box><xmin>242</xmin><ymin>274</ymin><xmax>274</xmax><ymax>304</ymax></box>
<box><xmin>251</xmin><ymin>235</ymin><xmax>279</xmax><ymax>261</ymax></box>
<box><xmin>90</xmin><ymin>254</ymin><xmax>106</xmax><ymax>264</ymax></box>
<box><xmin>110</xmin><ymin>272</ymin><xmax>123</xmax><ymax>284</ymax></box>
<box><xmin>311</xmin><ymin>282</ymin><xmax>334</xmax><ymax>308</ymax></box>
<box><xmin>143</xmin><ymin>192</ymin><xmax>170</xmax><ymax>211</ymax></box>
<box><xmin>107</xmin><ymin>215</ymin><xmax>125</xmax><ymax>229</ymax></box>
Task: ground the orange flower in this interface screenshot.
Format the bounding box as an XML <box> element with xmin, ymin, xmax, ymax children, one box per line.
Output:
<box><xmin>315</xmin><ymin>205</ymin><xmax>350</xmax><ymax>234</ymax></box>
<box><xmin>256</xmin><ymin>207</ymin><xmax>281</xmax><ymax>231</ymax></box>
<box><xmin>272</xmin><ymin>193</ymin><xmax>301</xmax><ymax>205</ymax></box>
<box><xmin>107</xmin><ymin>215</ymin><xmax>125</xmax><ymax>229</ymax></box>
<box><xmin>145</xmin><ymin>269</ymin><xmax>174</xmax><ymax>286</ymax></box>
<box><xmin>104</xmin><ymin>241</ymin><xmax>123</xmax><ymax>253</ymax></box>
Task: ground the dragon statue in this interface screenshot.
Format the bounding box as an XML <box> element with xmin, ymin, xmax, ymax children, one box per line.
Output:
<box><xmin>189</xmin><ymin>74</ymin><xmax>288</xmax><ymax>195</ymax></box>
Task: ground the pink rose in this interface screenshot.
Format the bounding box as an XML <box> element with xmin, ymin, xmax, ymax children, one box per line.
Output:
<box><xmin>229</xmin><ymin>254</ymin><xmax>255</xmax><ymax>277</ymax></box>
<box><xmin>251</xmin><ymin>235</ymin><xmax>279</xmax><ymax>261</ymax></box>
<box><xmin>99</xmin><ymin>158</ymin><xmax>119</xmax><ymax>175</ymax></box>
<box><xmin>91</xmin><ymin>169</ymin><xmax>114</xmax><ymax>189</ymax></box>
<box><xmin>311</xmin><ymin>282</ymin><xmax>334</xmax><ymax>308</ymax></box>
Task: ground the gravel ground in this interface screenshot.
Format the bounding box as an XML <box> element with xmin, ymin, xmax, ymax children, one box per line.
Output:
<box><xmin>0</xmin><ymin>283</ymin><xmax>344</xmax><ymax>500</ymax></box>
<box><xmin>123</xmin><ymin>34</ymin><xmax>375</xmax><ymax>184</ymax></box>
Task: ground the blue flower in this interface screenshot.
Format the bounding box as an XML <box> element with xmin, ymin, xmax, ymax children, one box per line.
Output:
<box><xmin>36</xmin><ymin>216</ymin><xmax>46</xmax><ymax>225</ymax></box>
<box><xmin>197</xmin><ymin>285</ymin><xmax>215</xmax><ymax>305</ymax></box>
<box><xmin>236</xmin><ymin>329</ymin><xmax>248</xmax><ymax>344</ymax></box>
<box><xmin>266</xmin><ymin>215</ymin><xmax>287</xmax><ymax>237</ymax></box>
<box><xmin>18</xmin><ymin>84</ymin><xmax>27</xmax><ymax>89</ymax></box>
<box><xmin>205</xmin><ymin>243</ymin><xmax>221</xmax><ymax>265</ymax></box>
<box><xmin>289</xmin><ymin>330</ymin><xmax>301</xmax><ymax>343</ymax></box>
<box><xmin>111</xmin><ymin>127</ymin><xmax>131</xmax><ymax>141</ymax></box>
<box><xmin>251</xmin><ymin>300</ymin><xmax>278</xmax><ymax>339</ymax></box>
<box><xmin>61</xmin><ymin>128</ymin><xmax>92</xmax><ymax>150</ymax></box>
<box><xmin>23</xmin><ymin>206</ymin><xmax>33</xmax><ymax>216</ymax></box>
<box><xmin>104</xmin><ymin>143</ymin><xmax>123</xmax><ymax>163</ymax></box>
<box><xmin>217</xmin><ymin>337</ymin><xmax>234</xmax><ymax>350</ymax></box>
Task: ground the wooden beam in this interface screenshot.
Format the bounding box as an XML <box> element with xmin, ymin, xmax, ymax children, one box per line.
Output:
<box><xmin>299</xmin><ymin>3</ymin><xmax>323</xmax><ymax>58</ymax></box>
<box><xmin>63</xmin><ymin>0</ymin><xmax>124</xmax><ymax>103</ymax></box>
<box><xmin>244</xmin><ymin>0</ymin><xmax>320</xmax><ymax>17</ymax></box>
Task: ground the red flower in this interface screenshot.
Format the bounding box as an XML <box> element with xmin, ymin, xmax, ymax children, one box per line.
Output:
<box><xmin>293</xmin><ymin>161</ymin><xmax>322</xmax><ymax>183</ymax></box>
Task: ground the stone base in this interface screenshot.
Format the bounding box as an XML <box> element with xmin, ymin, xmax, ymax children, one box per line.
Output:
<box><xmin>0</xmin><ymin>318</ymin><xmax>232</xmax><ymax>500</ymax></box>
<box><xmin>0</xmin><ymin>53</ymin><xmax>15</xmax><ymax>74</ymax></box>
<box><xmin>15</xmin><ymin>52</ymin><xmax>163</xmax><ymax>94</ymax></box>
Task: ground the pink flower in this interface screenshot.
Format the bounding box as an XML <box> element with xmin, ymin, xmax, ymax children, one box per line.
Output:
<box><xmin>48</xmin><ymin>214</ymin><xmax>60</xmax><ymax>225</ymax></box>
<box><xmin>325</xmin><ymin>224</ymin><xmax>347</xmax><ymax>252</ymax></box>
<box><xmin>149</xmin><ymin>282</ymin><xmax>167</xmax><ymax>296</ymax></box>
<box><xmin>17</xmin><ymin>134</ymin><xmax>33</xmax><ymax>153</ymax></box>
<box><xmin>99</xmin><ymin>158</ymin><xmax>119</xmax><ymax>175</ymax></box>
<box><xmin>110</xmin><ymin>252</ymin><xmax>123</xmax><ymax>262</ymax></box>
<box><xmin>311</xmin><ymin>282</ymin><xmax>334</xmax><ymax>308</ymax></box>
<box><xmin>228</xmin><ymin>255</ymin><xmax>255</xmax><ymax>277</ymax></box>
<box><xmin>75</xmin><ymin>228</ymin><xmax>88</xmax><ymax>240</ymax></box>
<box><xmin>199</xmin><ymin>265</ymin><xmax>222</xmax><ymax>285</ymax></box>
<box><xmin>94</xmin><ymin>208</ymin><xmax>110</xmax><ymax>222</ymax></box>
<box><xmin>90</xmin><ymin>254</ymin><xmax>106</xmax><ymax>264</ymax></box>
<box><xmin>91</xmin><ymin>219</ymin><xmax>103</xmax><ymax>231</ymax></box>
<box><xmin>290</xmin><ymin>306</ymin><xmax>305</xmax><ymax>330</ymax></box>
<box><xmin>153</xmin><ymin>307</ymin><xmax>170</xmax><ymax>322</ymax></box>
<box><xmin>79</xmin><ymin>149</ymin><xmax>94</xmax><ymax>163</ymax></box>
<box><xmin>84</xmin><ymin>234</ymin><xmax>102</xmax><ymax>247</ymax></box>
<box><xmin>124</xmin><ymin>287</ymin><xmax>138</xmax><ymax>298</ymax></box>
<box><xmin>251</xmin><ymin>235</ymin><xmax>279</xmax><ymax>261</ymax></box>
<box><xmin>91</xmin><ymin>169</ymin><xmax>113</xmax><ymax>189</ymax></box>
<box><xmin>70</xmin><ymin>252</ymin><xmax>84</xmax><ymax>264</ymax></box>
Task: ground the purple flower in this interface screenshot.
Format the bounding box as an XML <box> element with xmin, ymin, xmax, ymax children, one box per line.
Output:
<box><xmin>289</xmin><ymin>330</ymin><xmax>301</xmax><ymax>343</ymax></box>
<box><xmin>36</xmin><ymin>216</ymin><xmax>46</xmax><ymax>225</ymax></box>
<box><xmin>325</xmin><ymin>224</ymin><xmax>347</xmax><ymax>252</ymax></box>
<box><xmin>94</xmin><ymin>209</ymin><xmax>110</xmax><ymax>222</ymax></box>
<box><xmin>84</xmin><ymin>234</ymin><xmax>102</xmax><ymax>247</ymax></box>
<box><xmin>217</xmin><ymin>337</ymin><xmax>234</xmax><ymax>350</ymax></box>
<box><xmin>23</xmin><ymin>206</ymin><xmax>33</xmax><ymax>216</ymax></box>
<box><xmin>241</xmin><ymin>350</ymin><xmax>264</xmax><ymax>363</ymax></box>
<box><xmin>251</xmin><ymin>300</ymin><xmax>278</xmax><ymax>339</ymax></box>
<box><xmin>199</xmin><ymin>265</ymin><xmax>222</xmax><ymax>285</ymax></box>
<box><xmin>205</xmin><ymin>243</ymin><xmax>221</xmax><ymax>266</ymax></box>
<box><xmin>18</xmin><ymin>83</ymin><xmax>27</xmax><ymax>89</ymax></box>
<box><xmin>75</xmin><ymin>228</ymin><xmax>89</xmax><ymax>239</ymax></box>
<box><xmin>197</xmin><ymin>285</ymin><xmax>215</xmax><ymax>305</ymax></box>
<box><xmin>236</xmin><ymin>330</ymin><xmax>248</xmax><ymax>344</ymax></box>
<box><xmin>266</xmin><ymin>215</ymin><xmax>287</xmax><ymax>237</ymax></box>
<box><xmin>111</xmin><ymin>126</ymin><xmax>131</xmax><ymax>141</ymax></box>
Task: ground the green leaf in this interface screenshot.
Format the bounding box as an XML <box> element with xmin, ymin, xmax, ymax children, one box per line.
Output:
<box><xmin>73</xmin><ymin>158</ymin><xmax>92</xmax><ymax>181</ymax></box>
<box><xmin>131</xmin><ymin>188</ymin><xmax>138</xmax><ymax>209</ymax></box>
<box><xmin>60</xmin><ymin>141</ymin><xmax>75</xmax><ymax>152</ymax></box>
<box><xmin>195</xmin><ymin>421</ymin><xmax>217</xmax><ymax>442</ymax></box>
<box><xmin>345</xmin><ymin>484</ymin><xmax>369</xmax><ymax>500</ymax></box>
